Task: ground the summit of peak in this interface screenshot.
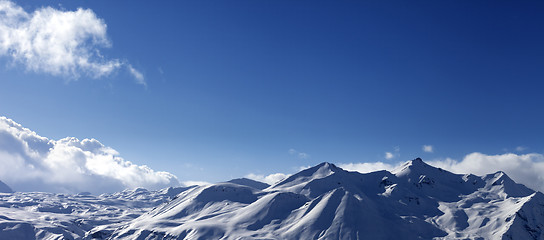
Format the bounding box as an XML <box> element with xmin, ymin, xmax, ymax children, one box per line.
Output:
<box><xmin>392</xmin><ymin>158</ymin><xmax>442</xmax><ymax>177</ymax></box>
<box><xmin>315</xmin><ymin>162</ymin><xmax>339</xmax><ymax>170</ymax></box>
<box><xmin>408</xmin><ymin>157</ymin><xmax>425</xmax><ymax>165</ymax></box>
<box><xmin>297</xmin><ymin>162</ymin><xmax>342</xmax><ymax>176</ymax></box>
<box><xmin>270</xmin><ymin>162</ymin><xmax>345</xmax><ymax>190</ymax></box>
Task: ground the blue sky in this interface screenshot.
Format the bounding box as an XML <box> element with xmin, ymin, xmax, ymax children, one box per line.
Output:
<box><xmin>1</xmin><ymin>0</ymin><xmax>543</xmax><ymax>186</ymax></box>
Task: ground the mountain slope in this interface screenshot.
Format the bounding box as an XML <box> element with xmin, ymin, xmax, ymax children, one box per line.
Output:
<box><xmin>0</xmin><ymin>180</ymin><xmax>12</xmax><ymax>193</ymax></box>
<box><xmin>227</xmin><ymin>178</ymin><xmax>270</xmax><ymax>190</ymax></box>
<box><xmin>0</xmin><ymin>186</ymin><xmax>193</xmax><ymax>240</ymax></box>
<box><xmin>0</xmin><ymin>159</ymin><xmax>541</xmax><ymax>239</ymax></box>
<box><xmin>109</xmin><ymin>158</ymin><xmax>544</xmax><ymax>240</ymax></box>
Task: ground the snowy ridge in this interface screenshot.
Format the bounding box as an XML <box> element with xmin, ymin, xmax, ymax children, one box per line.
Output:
<box><xmin>108</xmin><ymin>158</ymin><xmax>544</xmax><ymax>239</ymax></box>
<box><xmin>1</xmin><ymin>158</ymin><xmax>543</xmax><ymax>239</ymax></box>
<box><xmin>227</xmin><ymin>178</ymin><xmax>270</xmax><ymax>190</ymax></box>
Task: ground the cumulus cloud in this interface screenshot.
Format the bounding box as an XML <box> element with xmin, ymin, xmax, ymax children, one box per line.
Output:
<box><xmin>288</xmin><ymin>148</ymin><xmax>310</xmax><ymax>159</ymax></box>
<box><xmin>339</xmin><ymin>152</ymin><xmax>544</xmax><ymax>193</ymax></box>
<box><xmin>251</xmin><ymin>151</ymin><xmax>544</xmax><ymax>193</ymax></box>
<box><xmin>246</xmin><ymin>173</ymin><xmax>288</xmax><ymax>185</ymax></box>
<box><xmin>0</xmin><ymin>116</ymin><xmax>179</xmax><ymax>194</ymax></box>
<box><xmin>428</xmin><ymin>152</ymin><xmax>544</xmax><ymax>193</ymax></box>
<box><xmin>422</xmin><ymin>145</ymin><xmax>433</xmax><ymax>153</ymax></box>
<box><xmin>0</xmin><ymin>0</ymin><xmax>144</xmax><ymax>85</ymax></box>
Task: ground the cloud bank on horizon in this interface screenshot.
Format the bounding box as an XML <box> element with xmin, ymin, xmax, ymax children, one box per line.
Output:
<box><xmin>248</xmin><ymin>153</ymin><xmax>544</xmax><ymax>193</ymax></box>
<box><xmin>0</xmin><ymin>116</ymin><xmax>178</xmax><ymax>194</ymax></box>
<box><xmin>0</xmin><ymin>0</ymin><xmax>144</xmax><ymax>85</ymax></box>
<box><xmin>340</xmin><ymin>154</ymin><xmax>544</xmax><ymax>193</ymax></box>
<box><xmin>2</xmin><ymin>116</ymin><xmax>542</xmax><ymax>195</ymax></box>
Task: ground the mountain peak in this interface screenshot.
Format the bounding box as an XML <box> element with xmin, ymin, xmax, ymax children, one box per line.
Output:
<box><xmin>270</xmin><ymin>162</ymin><xmax>344</xmax><ymax>191</ymax></box>
<box><xmin>392</xmin><ymin>157</ymin><xmax>437</xmax><ymax>177</ymax></box>
<box><xmin>483</xmin><ymin>171</ymin><xmax>534</xmax><ymax>198</ymax></box>
<box><xmin>106</xmin><ymin>158</ymin><xmax>544</xmax><ymax>240</ymax></box>
<box><xmin>296</xmin><ymin>162</ymin><xmax>341</xmax><ymax>176</ymax></box>
<box><xmin>409</xmin><ymin>157</ymin><xmax>425</xmax><ymax>165</ymax></box>
<box><xmin>315</xmin><ymin>162</ymin><xmax>339</xmax><ymax>171</ymax></box>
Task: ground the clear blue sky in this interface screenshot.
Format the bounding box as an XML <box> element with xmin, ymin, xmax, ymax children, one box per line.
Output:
<box><xmin>1</xmin><ymin>0</ymin><xmax>543</xmax><ymax>183</ymax></box>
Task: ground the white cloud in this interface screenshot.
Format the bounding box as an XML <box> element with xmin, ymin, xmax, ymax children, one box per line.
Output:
<box><xmin>246</xmin><ymin>173</ymin><xmax>288</xmax><ymax>185</ymax></box>
<box><xmin>338</xmin><ymin>162</ymin><xmax>401</xmax><ymax>173</ymax></box>
<box><xmin>384</xmin><ymin>146</ymin><xmax>400</xmax><ymax>160</ymax></box>
<box><xmin>385</xmin><ymin>152</ymin><xmax>394</xmax><ymax>160</ymax></box>
<box><xmin>127</xmin><ymin>64</ymin><xmax>145</xmax><ymax>86</ymax></box>
<box><xmin>422</xmin><ymin>145</ymin><xmax>433</xmax><ymax>153</ymax></box>
<box><xmin>0</xmin><ymin>0</ymin><xmax>144</xmax><ymax>85</ymax></box>
<box><xmin>515</xmin><ymin>146</ymin><xmax>527</xmax><ymax>152</ymax></box>
<box><xmin>427</xmin><ymin>152</ymin><xmax>544</xmax><ymax>193</ymax></box>
<box><xmin>182</xmin><ymin>181</ymin><xmax>210</xmax><ymax>187</ymax></box>
<box><xmin>288</xmin><ymin>148</ymin><xmax>310</xmax><ymax>159</ymax></box>
<box><xmin>0</xmin><ymin>116</ymin><xmax>179</xmax><ymax>194</ymax></box>
<box><xmin>339</xmin><ymin>152</ymin><xmax>544</xmax><ymax>193</ymax></box>
<box><xmin>256</xmin><ymin>151</ymin><xmax>544</xmax><ymax>194</ymax></box>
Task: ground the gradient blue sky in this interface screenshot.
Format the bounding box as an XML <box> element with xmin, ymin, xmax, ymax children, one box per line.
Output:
<box><xmin>1</xmin><ymin>0</ymin><xmax>543</xmax><ymax>184</ymax></box>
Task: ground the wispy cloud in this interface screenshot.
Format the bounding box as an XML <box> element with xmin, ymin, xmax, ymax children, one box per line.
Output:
<box><xmin>385</xmin><ymin>152</ymin><xmax>395</xmax><ymax>160</ymax></box>
<box><xmin>182</xmin><ymin>181</ymin><xmax>210</xmax><ymax>187</ymax></box>
<box><xmin>127</xmin><ymin>64</ymin><xmax>145</xmax><ymax>87</ymax></box>
<box><xmin>288</xmin><ymin>148</ymin><xmax>310</xmax><ymax>159</ymax></box>
<box><xmin>515</xmin><ymin>146</ymin><xmax>527</xmax><ymax>152</ymax></box>
<box><xmin>384</xmin><ymin>146</ymin><xmax>400</xmax><ymax>160</ymax></box>
<box><xmin>0</xmin><ymin>0</ymin><xmax>145</xmax><ymax>85</ymax></box>
<box><xmin>422</xmin><ymin>145</ymin><xmax>433</xmax><ymax>153</ymax></box>
<box><xmin>0</xmin><ymin>116</ymin><xmax>178</xmax><ymax>194</ymax></box>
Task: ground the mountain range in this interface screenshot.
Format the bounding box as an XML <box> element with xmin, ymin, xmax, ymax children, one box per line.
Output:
<box><xmin>1</xmin><ymin>158</ymin><xmax>543</xmax><ymax>239</ymax></box>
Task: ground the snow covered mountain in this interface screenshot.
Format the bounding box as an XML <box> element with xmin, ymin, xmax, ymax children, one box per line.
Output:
<box><xmin>226</xmin><ymin>178</ymin><xmax>270</xmax><ymax>190</ymax></box>
<box><xmin>1</xmin><ymin>158</ymin><xmax>544</xmax><ymax>239</ymax></box>
<box><xmin>0</xmin><ymin>186</ymin><xmax>193</xmax><ymax>239</ymax></box>
<box><xmin>109</xmin><ymin>158</ymin><xmax>544</xmax><ymax>240</ymax></box>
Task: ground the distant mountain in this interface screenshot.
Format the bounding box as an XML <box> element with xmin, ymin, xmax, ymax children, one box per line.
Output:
<box><xmin>0</xmin><ymin>186</ymin><xmax>194</xmax><ymax>240</ymax></box>
<box><xmin>109</xmin><ymin>158</ymin><xmax>544</xmax><ymax>240</ymax></box>
<box><xmin>0</xmin><ymin>180</ymin><xmax>12</xmax><ymax>193</ymax></box>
